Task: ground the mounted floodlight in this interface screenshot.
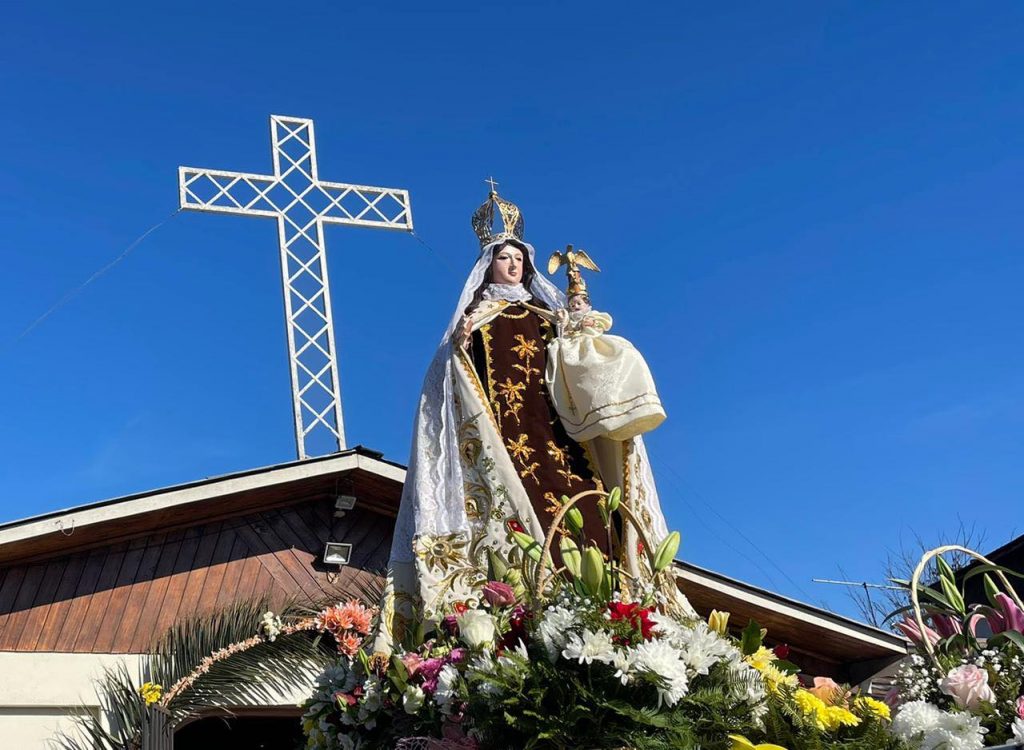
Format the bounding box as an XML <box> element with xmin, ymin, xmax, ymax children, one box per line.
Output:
<box><xmin>334</xmin><ymin>494</ymin><xmax>357</xmax><ymax>516</ymax></box>
<box><xmin>322</xmin><ymin>542</ymin><xmax>352</xmax><ymax>566</ymax></box>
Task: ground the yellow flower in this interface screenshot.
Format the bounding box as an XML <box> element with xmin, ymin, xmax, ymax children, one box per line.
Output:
<box><xmin>709</xmin><ymin>609</ymin><xmax>730</xmax><ymax>635</ymax></box>
<box><xmin>746</xmin><ymin>646</ymin><xmax>775</xmax><ymax>672</ymax></box>
<box><xmin>822</xmin><ymin>705</ymin><xmax>861</xmax><ymax>731</ymax></box>
<box><xmin>761</xmin><ymin>663</ymin><xmax>799</xmax><ymax>692</ymax></box>
<box><xmin>139</xmin><ymin>682</ymin><xmax>163</xmax><ymax>707</ymax></box>
<box><xmin>745</xmin><ymin>646</ymin><xmax>797</xmax><ymax>693</ymax></box>
<box><xmin>728</xmin><ymin>735</ymin><xmax>788</xmax><ymax>750</ymax></box>
<box><xmin>853</xmin><ymin>695</ymin><xmax>891</xmax><ymax>721</ymax></box>
<box><xmin>793</xmin><ymin>689</ymin><xmax>861</xmax><ymax>732</ymax></box>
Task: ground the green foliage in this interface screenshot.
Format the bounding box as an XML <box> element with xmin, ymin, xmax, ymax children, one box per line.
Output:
<box><xmin>462</xmin><ymin>646</ymin><xmax>759</xmax><ymax>750</ymax></box>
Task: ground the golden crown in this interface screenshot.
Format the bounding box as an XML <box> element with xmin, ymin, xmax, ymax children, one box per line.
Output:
<box><xmin>472</xmin><ymin>179</ymin><xmax>524</xmax><ymax>249</ymax></box>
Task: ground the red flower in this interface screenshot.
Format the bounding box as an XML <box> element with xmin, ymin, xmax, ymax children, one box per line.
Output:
<box><xmin>608</xmin><ymin>602</ymin><xmax>656</xmax><ymax>640</ymax></box>
<box><xmin>773</xmin><ymin>644</ymin><xmax>790</xmax><ymax>660</ymax></box>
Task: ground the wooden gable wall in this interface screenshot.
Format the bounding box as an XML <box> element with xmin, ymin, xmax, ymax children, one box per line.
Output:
<box><xmin>0</xmin><ymin>496</ymin><xmax>393</xmax><ymax>653</ymax></box>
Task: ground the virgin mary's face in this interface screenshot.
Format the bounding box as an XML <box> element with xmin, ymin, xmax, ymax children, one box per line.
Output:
<box><xmin>491</xmin><ymin>244</ymin><xmax>524</xmax><ymax>285</ymax></box>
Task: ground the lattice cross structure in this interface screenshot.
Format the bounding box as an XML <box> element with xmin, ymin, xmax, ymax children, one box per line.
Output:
<box><xmin>179</xmin><ymin>115</ymin><xmax>413</xmax><ymax>459</ymax></box>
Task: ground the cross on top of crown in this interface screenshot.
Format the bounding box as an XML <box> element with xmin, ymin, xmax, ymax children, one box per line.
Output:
<box><xmin>485</xmin><ymin>176</ymin><xmax>500</xmax><ymax>194</ymax></box>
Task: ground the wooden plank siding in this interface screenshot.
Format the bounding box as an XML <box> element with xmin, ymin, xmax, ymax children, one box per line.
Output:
<box><xmin>0</xmin><ymin>497</ymin><xmax>393</xmax><ymax>653</ymax></box>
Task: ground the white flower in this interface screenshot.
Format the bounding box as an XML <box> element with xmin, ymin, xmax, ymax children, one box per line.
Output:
<box><xmin>611</xmin><ymin>649</ymin><xmax>634</xmax><ymax>686</ymax></box>
<box><xmin>627</xmin><ymin>639</ymin><xmax>690</xmax><ymax>707</ymax></box>
<box><xmin>561</xmin><ymin>628</ymin><xmax>617</xmax><ymax>665</ymax></box>
<box><xmin>467</xmin><ymin>652</ymin><xmax>504</xmax><ymax>697</ymax></box>
<box><xmin>537</xmin><ymin>604</ymin><xmax>576</xmax><ymax>660</ymax></box>
<box><xmin>649</xmin><ymin>611</ymin><xmax>687</xmax><ymax>643</ymax></box>
<box><xmin>457</xmin><ymin>609</ymin><xmax>497</xmax><ymax>649</ymax></box>
<box><xmin>402</xmin><ymin>685</ymin><xmax>426</xmax><ymax>714</ymax></box>
<box><xmin>674</xmin><ymin>621</ymin><xmax>734</xmax><ymax>676</ymax></box>
<box><xmin>260</xmin><ymin>611</ymin><xmax>282</xmax><ymax>641</ymax></box>
<box><xmin>433</xmin><ymin>664</ymin><xmax>460</xmax><ymax>709</ymax></box>
<box><xmin>1013</xmin><ymin>717</ymin><xmax>1024</xmax><ymax>745</ymax></box>
<box><xmin>891</xmin><ymin>701</ymin><xmax>986</xmax><ymax>750</ymax></box>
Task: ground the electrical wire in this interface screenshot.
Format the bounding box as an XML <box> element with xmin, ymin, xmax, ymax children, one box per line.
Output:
<box><xmin>13</xmin><ymin>209</ymin><xmax>182</xmax><ymax>343</ymax></box>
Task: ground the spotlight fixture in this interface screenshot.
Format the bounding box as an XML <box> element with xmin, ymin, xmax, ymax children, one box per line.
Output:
<box><xmin>322</xmin><ymin>542</ymin><xmax>352</xmax><ymax>567</ymax></box>
<box><xmin>334</xmin><ymin>494</ymin><xmax>356</xmax><ymax>517</ymax></box>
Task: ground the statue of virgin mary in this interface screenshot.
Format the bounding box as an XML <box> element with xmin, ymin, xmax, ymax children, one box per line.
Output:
<box><xmin>380</xmin><ymin>188</ymin><xmax>693</xmax><ymax>646</ymax></box>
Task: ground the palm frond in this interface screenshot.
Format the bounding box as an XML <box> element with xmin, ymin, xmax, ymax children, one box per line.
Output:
<box><xmin>163</xmin><ymin>629</ymin><xmax>336</xmax><ymax>721</ymax></box>
<box><xmin>51</xmin><ymin>663</ymin><xmax>147</xmax><ymax>750</ymax></box>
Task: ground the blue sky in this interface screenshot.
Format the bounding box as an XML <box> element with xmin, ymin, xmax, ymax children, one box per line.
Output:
<box><xmin>1</xmin><ymin>2</ymin><xmax>1021</xmax><ymax>622</ymax></box>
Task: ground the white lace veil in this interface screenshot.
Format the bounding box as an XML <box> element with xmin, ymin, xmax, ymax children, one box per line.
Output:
<box><xmin>388</xmin><ymin>239</ymin><xmax>566</xmax><ymax>564</ymax></box>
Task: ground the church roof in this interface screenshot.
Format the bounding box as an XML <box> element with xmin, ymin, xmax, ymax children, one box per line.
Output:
<box><xmin>0</xmin><ymin>446</ymin><xmax>905</xmax><ymax>679</ymax></box>
<box><xmin>0</xmin><ymin>446</ymin><xmax>403</xmax><ymax>566</ymax></box>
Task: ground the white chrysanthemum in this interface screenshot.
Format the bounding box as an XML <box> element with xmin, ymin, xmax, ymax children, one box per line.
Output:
<box><xmin>727</xmin><ymin>658</ymin><xmax>767</xmax><ymax>714</ymax></box>
<box><xmin>610</xmin><ymin>649</ymin><xmax>634</xmax><ymax>686</ymax></box>
<box><xmin>891</xmin><ymin>701</ymin><xmax>986</xmax><ymax>750</ymax></box>
<box><xmin>628</xmin><ymin>639</ymin><xmax>690</xmax><ymax>707</ymax></box>
<box><xmin>649</xmin><ymin>611</ymin><xmax>687</xmax><ymax>644</ymax></box>
<box><xmin>433</xmin><ymin>664</ymin><xmax>459</xmax><ymax>709</ymax></box>
<box><xmin>562</xmin><ymin>628</ymin><xmax>617</xmax><ymax>665</ymax></box>
<box><xmin>674</xmin><ymin>621</ymin><xmax>734</xmax><ymax>675</ymax></box>
<box><xmin>538</xmin><ymin>604</ymin><xmax>577</xmax><ymax>660</ymax></box>
<box><xmin>467</xmin><ymin>652</ymin><xmax>504</xmax><ymax>696</ymax></box>
<box><xmin>1013</xmin><ymin>717</ymin><xmax>1024</xmax><ymax>745</ymax></box>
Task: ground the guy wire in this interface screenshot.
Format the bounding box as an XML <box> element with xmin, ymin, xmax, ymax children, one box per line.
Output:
<box><xmin>14</xmin><ymin>208</ymin><xmax>183</xmax><ymax>343</ymax></box>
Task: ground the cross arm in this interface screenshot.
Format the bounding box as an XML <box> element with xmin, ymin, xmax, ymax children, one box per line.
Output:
<box><xmin>317</xmin><ymin>180</ymin><xmax>414</xmax><ymax>231</ymax></box>
<box><xmin>178</xmin><ymin>166</ymin><xmax>280</xmax><ymax>218</ymax></box>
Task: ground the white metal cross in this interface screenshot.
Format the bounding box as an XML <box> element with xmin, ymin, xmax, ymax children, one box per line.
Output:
<box><xmin>178</xmin><ymin>115</ymin><xmax>413</xmax><ymax>459</ymax></box>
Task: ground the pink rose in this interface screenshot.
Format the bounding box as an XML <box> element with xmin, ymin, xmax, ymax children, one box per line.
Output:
<box><xmin>940</xmin><ymin>664</ymin><xmax>996</xmax><ymax>711</ymax></box>
<box><xmin>1016</xmin><ymin>695</ymin><xmax>1024</xmax><ymax>720</ymax></box>
<box><xmin>482</xmin><ymin>580</ymin><xmax>517</xmax><ymax>607</ymax></box>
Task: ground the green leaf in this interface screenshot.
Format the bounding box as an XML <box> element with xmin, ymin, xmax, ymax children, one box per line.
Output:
<box><xmin>990</xmin><ymin>630</ymin><xmax>1024</xmax><ymax>655</ymax></box>
<box><xmin>774</xmin><ymin>659</ymin><xmax>800</xmax><ymax>675</ymax></box>
<box><xmin>962</xmin><ymin>563</ymin><xmax>1024</xmax><ymax>584</ymax></box>
<box><xmin>740</xmin><ymin>619</ymin><xmax>764</xmax><ymax>655</ymax></box>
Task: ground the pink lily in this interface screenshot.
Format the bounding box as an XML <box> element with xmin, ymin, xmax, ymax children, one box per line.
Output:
<box><xmin>895</xmin><ymin>615</ymin><xmax>940</xmax><ymax>647</ymax></box>
<box><xmin>988</xmin><ymin>593</ymin><xmax>1024</xmax><ymax>634</ymax></box>
<box><xmin>930</xmin><ymin>613</ymin><xmax>963</xmax><ymax>639</ymax></box>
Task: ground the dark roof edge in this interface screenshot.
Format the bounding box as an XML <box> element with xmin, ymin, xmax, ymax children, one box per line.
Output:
<box><xmin>676</xmin><ymin>559</ymin><xmax>907</xmax><ymax>646</ymax></box>
<box><xmin>0</xmin><ymin>445</ymin><xmax>406</xmax><ymax>533</ymax></box>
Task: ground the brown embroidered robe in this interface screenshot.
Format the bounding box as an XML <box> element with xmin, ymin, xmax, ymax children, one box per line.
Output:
<box><xmin>467</xmin><ymin>302</ymin><xmax>609</xmax><ymax>548</ymax></box>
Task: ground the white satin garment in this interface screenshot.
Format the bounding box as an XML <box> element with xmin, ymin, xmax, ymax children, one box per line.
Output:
<box><xmin>546</xmin><ymin>310</ymin><xmax>666</xmax><ymax>442</ymax></box>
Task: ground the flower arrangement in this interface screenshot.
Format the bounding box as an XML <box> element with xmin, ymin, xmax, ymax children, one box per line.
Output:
<box><xmin>885</xmin><ymin>545</ymin><xmax>1024</xmax><ymax>749</ymax></box>
<box><xmin>301</xmin><ymin>488</ymin><xmax>902</xmax><ymax>750</ymax></box>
